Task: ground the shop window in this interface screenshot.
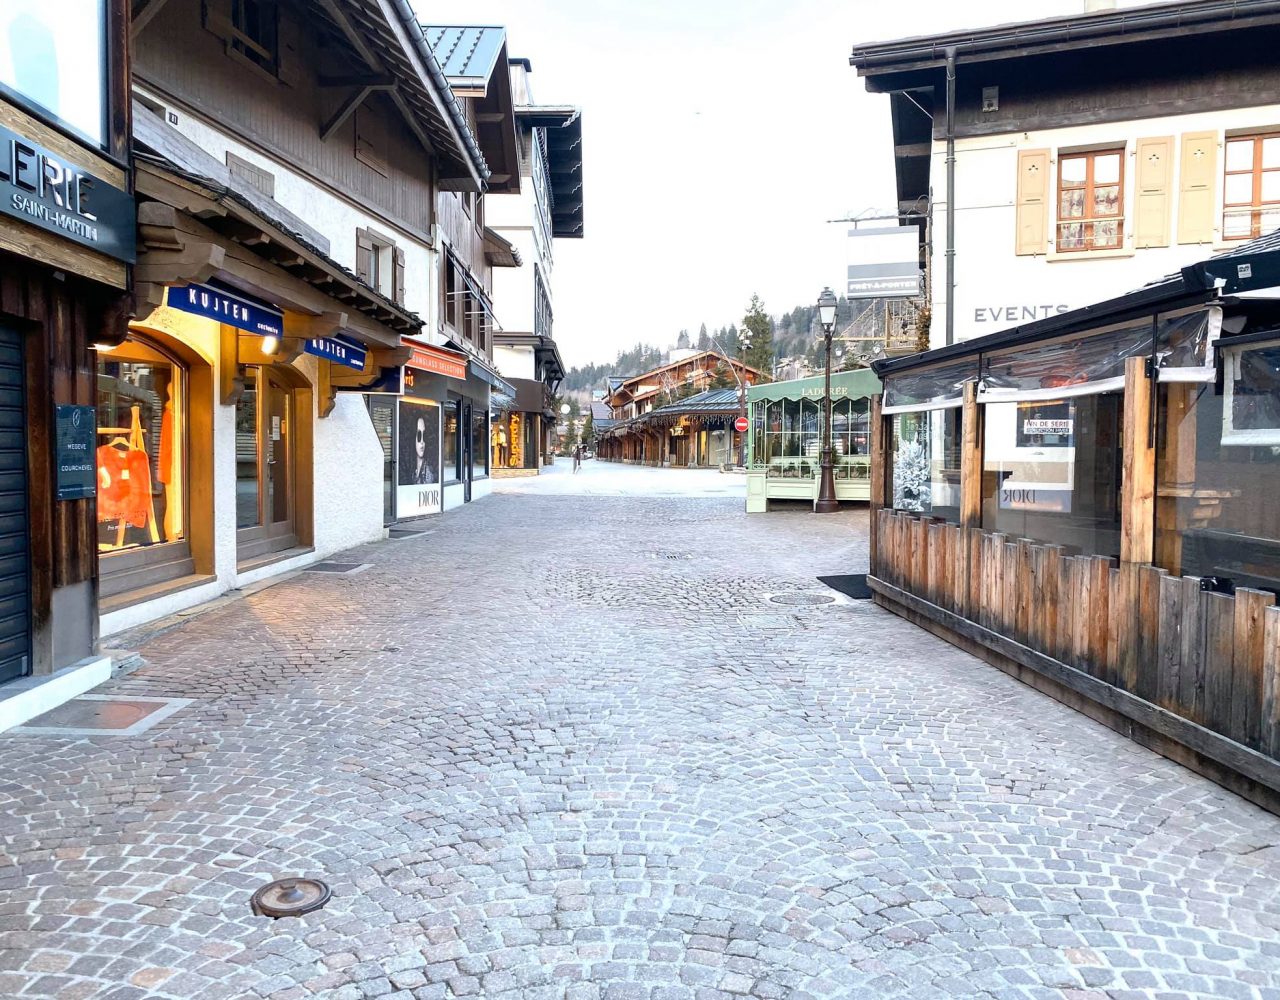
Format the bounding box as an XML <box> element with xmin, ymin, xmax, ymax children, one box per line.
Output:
<box><xmin>443</xmin><ymin>398</ymin><xmax>461</xmax><ymax>483</ymax></box>
<box><xmin>1057</xmin><ymin>148</ymin><xmax>1124</xmax><ymax>251</ymax></box>
<box><xmin>96</xmin><ymin>339</ymin><xmax>186</xmax><ymax>552</ymax></box>
<box><xmin>888</xmin><ymin>409</ymin><xmax>962</xmax><ymax>521</ymax></box>
<box><xmin>981</xmin><ymin>394</ymin><xmax>1124</xmax><ymax>558</ymax></box>
<box><xmin>1157</xmin><ymin>378</ymin><xmax>1280</xmax><ymax>592</ymax></box>
<box><xmin>472</xmin><ymin>407</ymin><xmax>489</xmax><ymax>479</ymax></box>
<box><xmin>1222</xmin><ymin>133</ymin><xmax>1280</xmax><ymax>241</ymax></box>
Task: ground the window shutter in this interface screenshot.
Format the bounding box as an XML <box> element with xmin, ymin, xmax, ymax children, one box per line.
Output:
<box><xmin>203</xmin><ymin>0</ymin><xmax>235</xmax><ymax>43</ymax></box>
<box><xmin>1134</xmin><ymin>136</ymin><xmax>1173</xmax><ymax>248</ymax></box>
<box><xmin>1015</xmin><ymin>148</ymin><xmax>1050</xmax><ymax>256</ymax></box>
<box><xmin>355</xmin><ymin>229</ymin><xmax>373</xmax><ymax>283</ymax></box>
<box><xmin>1177</xmin><ymin>131</ymin><xmax>1218</xmax><ymax>245</ymax></box>
<box><xmin>393</xmin><ymin>247</ymin><xmax>406</xmax><ymax>305</ymax></box>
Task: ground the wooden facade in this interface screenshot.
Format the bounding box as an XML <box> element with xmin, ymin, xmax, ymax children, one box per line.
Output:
<box><xmin>0</xmin><ymin>0</ymin><xmax>134</xmax><ymax>682</ymax></box>
<box><xmin>134</xmin><ymin>0</ymin><xmax>440</xmax><ymax>241</ymax></box>
<box><xmin>869</xmin><ymin>242</ymin><xmax>1280</xmax><ymax>811</ymax></box>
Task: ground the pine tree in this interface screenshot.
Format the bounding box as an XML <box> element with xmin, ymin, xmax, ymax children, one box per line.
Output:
<box><xmin>581</xmin><ymin>412</ymin><xmax>594</xmax><ymax>445</ymax></box>
<box><xmin>697</xmin><ymin>323</ymin><xmax>710</xmax><ymax>351</ymax></box>
<box><xmin>741</xmin><ymin>294</ymin><xmax>774</xmax><ymax>381</ymax></box>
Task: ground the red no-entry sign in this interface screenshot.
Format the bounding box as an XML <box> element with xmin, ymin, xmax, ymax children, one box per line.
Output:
<box><xmin>734</xmin><ymin>416</ymin><xmax>749</xmax><ymax>433</ymax></box>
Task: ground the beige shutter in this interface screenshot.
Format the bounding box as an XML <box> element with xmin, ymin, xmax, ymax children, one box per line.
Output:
<box><xmin>355</xmin><ymin>229</ymin><xmax>373</xmax><ymax>283</ymax></box>
<box><xmin>1134</xmin><ymin>137</ymin><xmax>1173</xmax><ymax>248</ymax></box>
<box><xmin>1015</xmin><ymin>148</ymin><xmax>1050</xmax><ymax>256</ymax></box>
<box><xmin>1177</xmin><ymin>131</ymin><xmax>1219</xmax><ymax>245</ymax></box>
<box><xmin>393</xmin><ymin>247</ymin><xmax>406</xmax><ymax>305</ymax></box>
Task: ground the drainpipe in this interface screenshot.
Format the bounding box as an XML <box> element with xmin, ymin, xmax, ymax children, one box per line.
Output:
<box><xmin>944</xmin><ymin>46</ymin><xmax>957</xmax><ymax>347</ymax></box>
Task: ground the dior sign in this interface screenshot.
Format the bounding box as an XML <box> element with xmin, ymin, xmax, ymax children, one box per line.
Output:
<box><xmin>0</xmin><ymin>125</ymin><xmax>134</xmax><ymax>262</ymax></box>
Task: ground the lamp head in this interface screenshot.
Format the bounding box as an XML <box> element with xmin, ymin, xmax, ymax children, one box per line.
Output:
<box><xmin>817</xmin><ymin>287</ymin><xmax>838</xmax><ymax>330</ymax></box>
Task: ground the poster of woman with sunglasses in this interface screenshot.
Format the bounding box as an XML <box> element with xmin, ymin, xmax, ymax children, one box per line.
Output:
<box><xmin>396</xmin><ymin>400</ymin><xmax>441</xmax><ymax>515</ymax></box>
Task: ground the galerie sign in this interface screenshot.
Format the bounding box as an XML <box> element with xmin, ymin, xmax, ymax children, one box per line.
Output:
<box><xmin>0</xmin><ymin>126</ymin><xmax>134</xmax><ymax>262</ymax></box>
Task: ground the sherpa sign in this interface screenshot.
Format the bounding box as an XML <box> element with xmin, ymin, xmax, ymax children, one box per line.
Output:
<box><xmin>0</xmin><ymin>126</ymin><xmax>134</xmax><ymax>262</ymax></box>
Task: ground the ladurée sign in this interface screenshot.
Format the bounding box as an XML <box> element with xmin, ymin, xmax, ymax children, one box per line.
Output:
<box><xmin>0</xmin><ymin>126</ymin><xmax>134</xmax><ymax>263</ymax></box>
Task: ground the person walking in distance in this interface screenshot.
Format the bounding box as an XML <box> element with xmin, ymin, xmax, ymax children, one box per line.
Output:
<box><xmin>573</xmin><ymin>443</ymin><xmax>582</xmax><ymax>473</ymax></box>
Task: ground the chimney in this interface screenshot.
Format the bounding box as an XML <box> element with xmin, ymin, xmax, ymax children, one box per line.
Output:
<box><xmin>1084</xmin><ymin>0</ymin><xmax>1118</xmax><ymax>10</ymax></box>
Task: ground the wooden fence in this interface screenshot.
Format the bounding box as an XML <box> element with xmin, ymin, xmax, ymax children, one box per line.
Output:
<box><xmin>873</xmin><ymin>508</ymin><xmax>1280</xmax><ymax>768</ymax></box>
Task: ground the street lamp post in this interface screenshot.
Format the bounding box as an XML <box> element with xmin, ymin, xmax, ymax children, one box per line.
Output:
<box><xmin>814</xmin><ymin>287</ymin><xmax>840</xmax><ymax>513</ymax></box>
<box><xmin>736</xmin><ymin>327</ymin><xmax>752</xmax><ymax>468</ymax></box>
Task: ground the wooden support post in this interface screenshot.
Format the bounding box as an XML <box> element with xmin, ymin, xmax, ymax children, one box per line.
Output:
<box><xmin>959</xmin><ymin>380</ymin><xmax>982</xmax><ymax>529</ymax></box>
<box><xmin>869</xmin><ymin>394</ymin><xmax>886</xmax><ymax>575</ymax></box>
<box><xmin>1121</xmin><ymin>355</ymin><xmax>1155</xmax><ymax>564</ymax></box>
<box><xmin>218</xmin><ymin>323</ymin><xmax>243</xmax><ymax>405</ymax></box>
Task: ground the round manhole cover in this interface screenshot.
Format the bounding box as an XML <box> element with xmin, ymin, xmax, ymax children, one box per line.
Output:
<box><xmin>767</xmin><ymin>593</ymin><xmax>837</xmax><ymax>607</ymax></box>
<box><xmin>250</xmin><ymin>878</ymin><xmax>331</xmax><ymax>918</ymax></box>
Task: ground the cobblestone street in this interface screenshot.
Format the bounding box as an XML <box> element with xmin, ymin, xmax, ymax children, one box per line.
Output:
<box><xmin>3</xmin><ymin>466</ymin><xmax>1280</xmax><ymax>999</ymax></box>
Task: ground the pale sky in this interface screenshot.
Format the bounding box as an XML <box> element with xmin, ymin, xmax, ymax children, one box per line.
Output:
<box><xmin>462</xmin><ymin>0</ymin><xmax>1147</xmax><ymax>367</ymax></box>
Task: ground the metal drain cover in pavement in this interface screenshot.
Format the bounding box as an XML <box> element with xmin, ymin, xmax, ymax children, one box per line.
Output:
<box><xmin>250</xmin><ymin>877</ymin><xmax>331</xmax><ymax>918</ymax></box>
<box><xmin>767</xmin><ymin>592</ymin><xmax>838</xmax><ymax>607</ymax></box>
<box><xmin>304</xmin><ymin>561</ymin><xmax>370</xmax><ymax>574</ymax></box>
<box><xmin>12</xmin><ymin>695</ymin><xmax>193</xmax><ymax>736</ymax></box>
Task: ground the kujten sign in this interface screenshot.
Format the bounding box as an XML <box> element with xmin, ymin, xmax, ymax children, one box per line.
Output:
<box><xmin>167</xmin><ymin>284</ymin><xmax>284</xmax><ymax>337</ymax></box>
<box><xmin>305</xmin><ymin>335</ymin><xmax>367</xmax><ymax>371</ymax></box>
<box><xmin>0</xmin><ymin>126</ymin><xmax>135</xmax><ymax>262</ymax></box>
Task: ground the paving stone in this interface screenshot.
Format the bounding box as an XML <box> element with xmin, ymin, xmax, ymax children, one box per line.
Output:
<box><xmin>0</xmin><ymin>477</ymin><xmax>1277</xmax><ymax>998</ymax></box>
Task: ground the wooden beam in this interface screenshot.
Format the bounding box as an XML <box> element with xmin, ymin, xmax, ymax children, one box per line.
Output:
<box><xmin>131</xmin><ymin>0</ymin><xmax>172</xmax><ymax>36</ymax></box>
<box><xmin>960</xmin><ymin>380</ymin><xmax>983</xmax><ymax>529</ymax></box>
<box><xmin>1121</xmin><ymin>354</ymin><xmax>1156</xmax><ymax>564</ymax></box>
<box><xmin>321</xmin><ymin>85</ymin><xmax>374</xmax><ymax>142</ymax></box>
<box><xmin>318</xmin><ymin>73</ymin><xmax>395</xmax><ymax>89</ymax></box>
<box><xmin>317</xmin><ymin>359</ymin><xmax>336</xmax><ymax>418</ymax></box>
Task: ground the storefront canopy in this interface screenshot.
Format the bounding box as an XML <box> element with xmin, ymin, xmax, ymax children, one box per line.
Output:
<box><xmin>747</xmin><ymin>368</ymin><xmax>880</xmax><ymax>404</ymax></box>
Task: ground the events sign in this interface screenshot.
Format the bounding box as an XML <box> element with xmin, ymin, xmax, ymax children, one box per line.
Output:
<box><xmin>396</xmin><ymin>399</ymin><xmax>441</xmax><ymax>516</ymax></box>
<box><xmin>167</xmin><ymin>284</ymin><xmax>283</xmax><ymax>338</ymax></box>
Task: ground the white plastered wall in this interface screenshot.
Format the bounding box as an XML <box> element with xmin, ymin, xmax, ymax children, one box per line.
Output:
<box><xmin>134</xmin><ymin>84</ymin><xmax>436</xmax><ymax>323</ymax></box>
<box><xmin>931</xmin><ymin>101</ymin><xmax>1280</xmax><ymax>347</ymax></box>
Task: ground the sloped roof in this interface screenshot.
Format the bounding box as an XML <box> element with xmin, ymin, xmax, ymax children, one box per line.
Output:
<box><xmin>304</xmin><ymin>0</ymin><xmax>487</xmax><ymax>190</ymax></box>
<box><xmin>519</xmin><ymin>105</ymin><xmax>585</xmax><ymax>238</ymax></box>
<box><xmin>648</xmin><ymin>388</ymin><xmax>743</xmax><ymax>415</ymax></box>
<box><xmin>422</xmin><ymin>25</ymin><xmax>520</xmax><ymax>193</ymax></box>
<box><xmin>423</xmin><ymin>26</ymin><xmax>507</xmax><ymax>95</ymax></box>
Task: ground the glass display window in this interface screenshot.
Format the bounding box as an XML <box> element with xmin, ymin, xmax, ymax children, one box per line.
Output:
<box><xmin>443</xmin><ymin>398</ymin><xmax>460</xmax><ymax>483</ymax></box>
<box><xmin>981</xmin><ymin>393</ymin><xmax>1123</xmax><ymax>557</ymax></box>
<box><xmin>889</xmin><ymin>409</ymin><xmax>962</xmax><ymax>521</ymax></box>
<box><xmin>96</xmin><ymin>337</ymin><xmax>185</xmax><ymax>552</ymax></box>
<box><xmin>472</xmin><ymin>406</ymin><xmax>488</xmax><ymax>478</ymax></box>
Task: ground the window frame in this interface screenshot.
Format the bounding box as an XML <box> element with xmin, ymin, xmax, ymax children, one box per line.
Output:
<box><xmin>1055</xmin><ymin>147</ymin><xmax>1126</xmax><ymax>253</ymax></box>
<box><xmin>229</xmin><ymin>0</ymin><xmax>280</xmax><ymax>79</ymax></box>
<box><xmin>1222</xmin><ymin>132</ymin><xmax>1280</xmax><ymax>241</ymax></box>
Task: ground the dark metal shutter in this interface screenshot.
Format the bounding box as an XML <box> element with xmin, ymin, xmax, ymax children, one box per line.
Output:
<box><xmin>0</xmin><ymin>327</ymin><xmax>29</xmax><ymax>683</ymax></box>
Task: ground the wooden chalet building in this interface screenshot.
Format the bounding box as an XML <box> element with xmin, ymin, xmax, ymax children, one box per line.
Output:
<box><xmin>598</xmin><ymin>388</ymin><xmax>746</xmax><ymax>467</ymax></box>
<box><xmin>599</xmin><ymin>351</ymin><xmax>763</xmax><ymax>466</ymax></box>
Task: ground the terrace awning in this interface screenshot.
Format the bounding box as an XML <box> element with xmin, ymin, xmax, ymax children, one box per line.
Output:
<box><xmin>747</xmin><ymin>369</ymin><xmax>880</xmax><ymax>404</ymax></box>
